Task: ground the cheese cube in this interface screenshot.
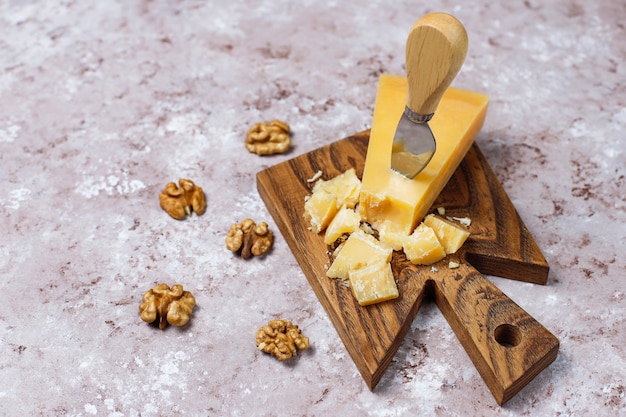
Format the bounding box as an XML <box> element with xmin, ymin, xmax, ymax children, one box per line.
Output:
<box><xmin>324</xmin><ymin>205</ymin><xmax>362</xmax><ymax>244</ymax></box>
<box><xmin>376</xmin><ymin>223</ymin><xmax>409</xmax><ymax>251</ymax></box>
<box><xmin>304</xmin><ymin>189</ymin><xmax>338</xmax><ymax>234</ymax></box>
<box><xmin>326</xmin><ymin>231</ymin><xmax>392</xmax><ymax>280</ymax></box>
<box><xmin>348</xmin><ymin>261</ymin><xmax>399</xmax><ymax>306</ymax></box>
<box><xmin>312</xmin><ymin>168</ymin><xmax>361</xmax><ymax>209</ymax></box>
<box><xmin>402</xmin><ymin>223</ymin><xmax>446</xmax><ymax>265</ymax></box>
<box><xmin>423</xmin><ymin>214</ymin><xmax>470</xmax><ymax>254</ymax></box>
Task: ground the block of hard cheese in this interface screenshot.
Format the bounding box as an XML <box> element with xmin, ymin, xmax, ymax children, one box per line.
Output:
<box><xmin>359</xmin><ymin>74</ymin><xmax>489</xmax><ymax>235</ymax></box>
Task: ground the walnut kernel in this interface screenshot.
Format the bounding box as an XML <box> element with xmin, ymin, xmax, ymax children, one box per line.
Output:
<box><xmin>245</xmin><ymin>119</ymin><xmax>291</xmax><ymax>155</ymax></box>
<box><xmin>226</xmin><ymin>218</ymin><xmax>273</xmax><ymax>259</ymax></box>
<box><xmin>256</xmin><ymin>319</ymin><xmax>310</xmax><ymax>361</ymax></box>
<box><xmin>139</xmin><ymin>283</ymin><xmax>196</xmax><ymax>330</ymax></box>
<box><xmin>159</xmin><ymin>178</ymin><xmax>206</xmax><ymax>220</ymax></box>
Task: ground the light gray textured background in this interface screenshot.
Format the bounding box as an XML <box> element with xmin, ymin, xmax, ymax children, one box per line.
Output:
<box><xmin>1</xmin><ymin>0</ymin><xmax>624</xmax><ymax>415</ymax></box>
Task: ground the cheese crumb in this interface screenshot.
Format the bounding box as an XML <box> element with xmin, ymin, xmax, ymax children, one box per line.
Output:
<box><xmin>450</xmin><ymin>216</ymin><xmax>472</xmax><ymax>227</ymax></box>
<box><xmin>359</xmin><ymin>222</ymin><xmax>375</xmax><ymax>236</ymax></box>
<box><xmin>437</xmin><ymin>207</ymin><xmax>446</xmax><ymax>215</ymax></box>
<box><xmin>448</xmin><ymin>261</ymin><xmax>460</xmax><ymax>269</ymax></box>
<box><xmin>307</xmin><ymin>170</ymin><xmax>323</xmax><ymax>183</ymax></box>
<box><xmin>430</xmin><ymin>266</ymin><xmax>438</xmax><ymax>273</ymax></box>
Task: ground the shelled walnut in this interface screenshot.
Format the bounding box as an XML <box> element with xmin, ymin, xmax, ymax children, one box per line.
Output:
<box><xmin>139</xmin><ymin>284</ymin><xmax>196</xmax><ymax>330</ymax></box>
<box><xmin>226</xmin><ymin>218</ymin><xmax>273</xmax><ymax>259</ymax></box>
<box><xmin>256</xmin><ymin>319</ymin><xmax>310</xmax><ymax>361</ymax></box>
<box><xmin>159</xmin><ymin>178</ymin><xmax>206</xmax><ymax>220</ymax></box>
<box><xmin>245</xmin><ymin>119</ymin><xmax>291</xmax><ymax>155</ymax></box>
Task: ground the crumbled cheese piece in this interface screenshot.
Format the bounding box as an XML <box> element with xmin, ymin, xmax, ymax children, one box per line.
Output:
<box><xmin>326</xmin><ymin>231</ymin><xmax>392</xmax><ymax>280</ymax></box>
<box><xmin>359</xmin><ymin>222</ymin><xmax>375</xmax><ymax>236</ymax></box>
<box><xmin>423</xmin><ymin>214</ymin><xmax>470</xmax><ymax>254</ymax></box>
<box><xmin>332</xmin><ymin>242</ymin><xmax>345</xmax><ymax>257</ymax></box>
<box><xmin>402</xmin><ymin>223</ymin><xmax>446</xmax><ymax>265</ymax></box>
<box><xmin>430</xmin><ymin>266</ymin><xmax>438</xmax><ymax>273</ymax></box>
<box><xmin>307</xmin><ymin>170</ymin><xmax>323</xmax><ymax>183</ymax></box>
<box><xmin>448</xmin><ymin>261</ymin><xmax>460</xmax><ymax>269</ymax></box>
<box><xmin>452</xmin><ymin>216</ymin><xmax>472</xmax><ymax>227</ymax></box>
<box><xmin>348</xmin><ymin>261</ymin><xmax>398</xmax><ymax>306</ymax></box>
<box><xmin>437</xmin><ymin>207</ymin><xmax>446</xmax><ymax>215</ymax></box>
<box><xmin>324</xmin><ymin>206</ymin><xmax>361</xmax><ymax>244</ymax></box>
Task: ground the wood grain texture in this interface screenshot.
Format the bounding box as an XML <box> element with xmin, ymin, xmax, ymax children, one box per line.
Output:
<box><xmin>256</xmin><ymin>131</ymin><xmax>559</xmax><ymax>405</ymax></box>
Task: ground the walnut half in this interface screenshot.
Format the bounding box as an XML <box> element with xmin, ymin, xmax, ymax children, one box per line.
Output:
<box><xmin>256</xmin><ymin>319</ymin><xmax>310</xmax><ymax>361</ymax></box>
<box><xmin>139</xmin><ymin>283</ymin><xmax>196</xmax><ymax>330</ymax></box>
<box><xmin>245</xmin><ymin>119</ymin><xmax>291</xmax><ymax>155</ymax></box>
<box><xmin>226</xmin><ymin>218</ymin><xmax>273</xmax><ymax>259</ymax></box>
<box><xmin>159</xmin><ymin>178</ymin><xmax>206</xmax><ymax>220</ymax></box>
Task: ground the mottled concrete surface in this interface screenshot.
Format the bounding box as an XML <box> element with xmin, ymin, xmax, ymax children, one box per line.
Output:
<box><xmin>1</xmin><ymin>0</ymin><xmax>625</xmax><ymax>416</ymax></box>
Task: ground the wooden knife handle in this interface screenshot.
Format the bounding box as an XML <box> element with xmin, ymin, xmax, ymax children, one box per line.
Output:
<box><xmin>405</xmin><ymin>12</ymin><xmax>468</xmax><ymax>116</ymax></box>
<box><xmin>432</xmin><ymin>261</ymin><xmax>559</xmax><ymax>405</ymax></box>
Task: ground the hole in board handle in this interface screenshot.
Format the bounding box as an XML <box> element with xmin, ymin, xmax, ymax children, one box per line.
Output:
<box><xmin>494</xmin><ymin>324</ymin><xmax>522</xmax><ymax>348</ymax></box>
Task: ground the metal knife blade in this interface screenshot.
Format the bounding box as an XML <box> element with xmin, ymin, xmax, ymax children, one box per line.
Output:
<box><xmin>390</xmin><ymin>12</ymin><xmax>468</xmax><ymax>179</ymax></box>
<box><xmin>391</xmin><ymin>107</ymin><xmax>436</xmax><ymax>179</ymax></box>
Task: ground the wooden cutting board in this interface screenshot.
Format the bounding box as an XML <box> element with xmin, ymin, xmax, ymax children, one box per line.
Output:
<box><xmin>256</xmin><ymin>131</ymin><xmax>559</xmax><ymax>405</ymax></box>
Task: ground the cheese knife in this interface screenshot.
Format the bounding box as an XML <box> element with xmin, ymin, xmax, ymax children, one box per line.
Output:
<box><xmin>391</xmin><ymin>12</ymin><xmax>468</xmax><ymax>178</ymax></box>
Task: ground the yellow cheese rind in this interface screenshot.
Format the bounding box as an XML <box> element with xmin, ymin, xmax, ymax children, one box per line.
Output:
<box><xmin>423</xmin><ymin>214</ymin><xmax>470</xmax><ymax>254</ymax></box>
<box><xmin>324</xmin><ymin>205</ymin><xmax>361</xmax><ymax>244</ymax></box>
<box><xmin>313</xmin><ymin>168</ymin><xmax>361</xmax><ymax>209</ymax></box>
<box><xmin>326</xmin><ymin>231</ymin><xmax>392</xmax><ymax>280</ymax></box>
<box><xmin>348</xmin><ymin>261</ymin><xmax>399</xmax><ymax>306</ymax></box>
<box><xmin>402</xmin><ymin>223</ymin><xmax>446</xmax><ymax>265</ymax></box>
<box><xmin>359</xmin><ymin>74</ymin><xmax>489</xmax><ymax>235</ymax></box>
<box><xmin>304</xmin><ymin>189</ymin><xmax>338</xmax><ymax>234</ymax></box>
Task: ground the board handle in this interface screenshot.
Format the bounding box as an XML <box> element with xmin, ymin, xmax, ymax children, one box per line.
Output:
<box><xmin>405</xmin><ymin>12</ymin><xmax>468</xmax><ymax>116</ymax></box>
<box><xmin>433</xmin><ymin>262</ymin><xmax>559</xmax><ymax>405</ymax></box>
